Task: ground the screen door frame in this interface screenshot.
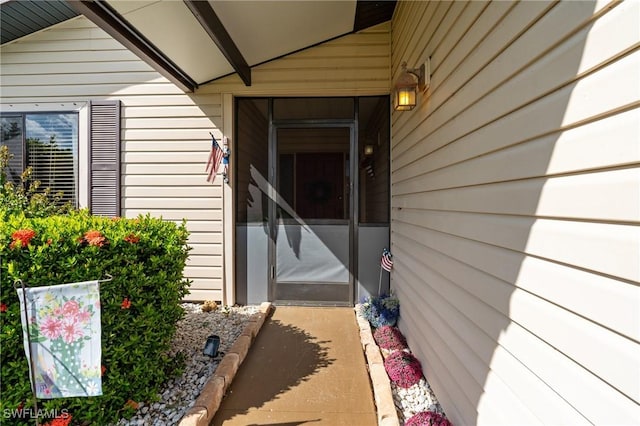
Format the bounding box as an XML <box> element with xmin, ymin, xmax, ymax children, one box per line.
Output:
<box><xmin>268</xmin><ymin>118</ymin><xmax>358</xmax><ymax>306</ymax></box>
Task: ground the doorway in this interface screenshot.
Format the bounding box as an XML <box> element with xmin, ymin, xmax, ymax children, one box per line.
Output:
<box><xmin>235</xmin><ymin>97</ymin><xmax>390</xmax><ymax>306</ymax></box>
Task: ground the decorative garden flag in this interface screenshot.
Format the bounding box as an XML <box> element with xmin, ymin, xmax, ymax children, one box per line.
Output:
<box><xmin>381</xmin><ymin>248</ymin><xmax>394</xmax><ymax>272</ymax></box>
<box><xmin>17</xmin><ymin>281</ymin><xmax>102</xmax><ymax>398</ymax></box>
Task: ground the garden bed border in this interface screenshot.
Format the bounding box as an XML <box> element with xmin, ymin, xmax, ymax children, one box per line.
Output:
<box><xmin>355</xmin><ymin>305</ymin><xmax>400</xmax><ymax>426</ymax></box>
<box><xmin>178</xmin><ymin>302</ymin><xmax>273</xmax><ymax>426</ymax></box>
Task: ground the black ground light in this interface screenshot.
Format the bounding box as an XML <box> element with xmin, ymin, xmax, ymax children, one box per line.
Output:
<box><xmin>203</xmin><ymin>335</ymin><xmax>221</xmax><ymax>358</ymax></box>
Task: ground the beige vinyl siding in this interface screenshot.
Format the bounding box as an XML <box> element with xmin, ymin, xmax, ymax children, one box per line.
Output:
<box><xmin>391</xmin><ymin>1</ymin><xmax>639</xmax><ymax>425</ymax></box>
<box><xmin>0</xmin><ymin>17</ymin><xmax>224</xmax><ymax>301</ymax></box>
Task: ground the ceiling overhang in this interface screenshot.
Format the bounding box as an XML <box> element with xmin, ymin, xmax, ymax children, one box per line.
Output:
<box><xmin>5</xmin><ymin>0</ymin><xmax>396</xmax><ymax>93</ymax></box>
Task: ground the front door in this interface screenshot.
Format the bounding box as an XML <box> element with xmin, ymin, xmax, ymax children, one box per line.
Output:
<box><xmin>270</xmin><ymin>126</ymin><xmax>354</xmax><ymax>305</ymax></box>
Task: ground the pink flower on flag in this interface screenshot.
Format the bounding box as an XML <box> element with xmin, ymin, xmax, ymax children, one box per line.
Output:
<box><xmin>62</xmin><ymin>300</ymin><xmax>80</xmax><ymax>316</ymax></box>
<box><xmin>62</xmin><ymin>319</ymin><xmax>83</xmax><ymax>343</ymax></box>
<box><xmin>41</xmin><ymin>317</ymin><xmax>63</xmax><ymax>339</ymax></box>
<box><xmin>77</xmin><ymin>310</ymin><xmax>91</xmax><ymax>323</ymax></box>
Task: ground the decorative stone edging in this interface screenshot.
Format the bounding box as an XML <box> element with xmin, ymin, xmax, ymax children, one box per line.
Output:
<box><xmin>178</xmin><ymin>302</ymin><xmax>273</xmax><ymax>426</ymax></box>
<box><xmin>355</xmin><ymin>307</ymin><xmax>400</xmax><ymax>426</ymax></box>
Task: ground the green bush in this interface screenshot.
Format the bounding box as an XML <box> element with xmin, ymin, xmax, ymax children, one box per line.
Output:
<box><xmin>0</xmin><ymin>210</ymin><xmax>191</xmax><ymax>425</ymax></box>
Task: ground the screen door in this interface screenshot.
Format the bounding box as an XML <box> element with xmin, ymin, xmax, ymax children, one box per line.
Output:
<box><xmin>270</xmin><ymin>125</ymin><xmax>354</xmax><ymax>304</ymax></box>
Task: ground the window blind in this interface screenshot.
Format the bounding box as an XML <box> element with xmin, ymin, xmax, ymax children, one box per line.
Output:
<box><xmin>26</xmin><ymin>113</ymin><xmax>79</xmax><ymax>206</ymax></box>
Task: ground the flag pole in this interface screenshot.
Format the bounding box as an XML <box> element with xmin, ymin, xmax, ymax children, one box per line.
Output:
<box><xmin>378</xmin><ymin>248</ymin><xmax>393</xmax><ymax>296</ymax></box>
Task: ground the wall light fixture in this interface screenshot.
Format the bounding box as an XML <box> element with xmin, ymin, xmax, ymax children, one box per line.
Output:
<box><xmin>393</xmin><ymin>58</ymin><xmax>430</xmax><ymax>111</ymax></box>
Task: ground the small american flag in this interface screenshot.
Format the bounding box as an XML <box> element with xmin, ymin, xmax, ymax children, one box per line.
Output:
<box><xmin>381</xmin><ymin>248</ymin><xmax>393</xmax><ymax>272</ymax></box>
<box><xmin>206</xmin><ymin>135</ymin><xmax>224</xmax><ymax>183</ymax></box>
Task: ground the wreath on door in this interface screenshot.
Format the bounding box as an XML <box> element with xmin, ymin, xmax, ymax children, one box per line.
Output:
<box><xmin>307</xmin><ymin>181</ymin><xmax>332</xmax><ymax>202</ymax></box>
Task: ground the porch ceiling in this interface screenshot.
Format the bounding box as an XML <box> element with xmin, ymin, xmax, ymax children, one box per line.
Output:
<box><xmin>56</xmin><ymin>0</ymin><xmax>396</xmax><ymax>92</ymax></box>
<box><xmin>0</xmin><ymin>0</ymin><xmax>79</xmax><ymax>44</ymax></box>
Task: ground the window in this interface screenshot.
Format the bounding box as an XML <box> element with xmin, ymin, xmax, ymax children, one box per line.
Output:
<box><xmin>1</xmin><ymin>101</ymin><xmax>121</xmax><ymax>216</ymax></box>
<box><xmin>1</xmin><ymin>113</ymin><xmax>79</xmax><ymax>206</ymax></box>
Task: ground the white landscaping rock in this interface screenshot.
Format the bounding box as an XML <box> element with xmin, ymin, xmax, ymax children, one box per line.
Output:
<box><xmin>113</xmin><ymin>303</ymin><xmax>259</xmax><ymax>425</ymax></box>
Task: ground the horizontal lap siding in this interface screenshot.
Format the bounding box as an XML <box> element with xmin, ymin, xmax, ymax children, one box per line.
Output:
<box><xmin>0</xmin><ymin>18</ymin><xmax>223</xmax><ymax>301</ymax></box>
<box><xmin>391</xmin><ymin>1</ymin><xmax>640</xmax><ymax>425</ymax></box>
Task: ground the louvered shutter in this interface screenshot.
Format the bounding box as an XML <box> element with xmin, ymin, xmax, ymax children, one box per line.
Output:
<box><xmin>89</xmin><ymin>100</ymin><xmax>120</xmax><ymax>217</ymax></box>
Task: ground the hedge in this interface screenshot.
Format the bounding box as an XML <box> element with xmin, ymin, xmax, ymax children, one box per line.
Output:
<box><xmin>0</xmin><ymin>210</ymin><xmax>191</xmax><ymax>425</ymax></box>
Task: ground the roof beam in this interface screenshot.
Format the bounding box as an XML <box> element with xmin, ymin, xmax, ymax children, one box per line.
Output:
<box><xmin>183</xmin><ymin>0</ymin><xmax>251</xmax><ymax>87</ymax></box>
<box><xmin>68</xmin><ymin>0</ymin><xmax>198</xmax><ymax>93</ymax></box>
<box><xmin>353</xmin><ymin>0</ymin><xmax>397</xmax><ymax>33</ymax></box>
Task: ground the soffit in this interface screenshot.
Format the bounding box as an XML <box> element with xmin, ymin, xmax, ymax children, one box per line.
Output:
<box><xmin>105</xmin><ymin>0</ymin><xmax>234</xmax><ymax>84</ymax></box>
<box><xmin>0</xmin><ymin>0</ymin><xmax>79</xmax><ymax>44</ymax></box>
<box><xmin>210</xmin><ymin>1</ymin><xmax>357</xmax><ymax>67</ymax></box>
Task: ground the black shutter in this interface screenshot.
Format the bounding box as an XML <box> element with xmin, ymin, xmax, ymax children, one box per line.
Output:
<box><xmin>89</xmin><ymin>100</ymin><xmax>120</xmax><ymax>217</ymax></box>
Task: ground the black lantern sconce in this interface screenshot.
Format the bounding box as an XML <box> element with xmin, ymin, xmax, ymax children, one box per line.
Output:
<box><xmin>393</xmin><ymin>58</ymin><xmax>430</xmax><ymax>111</ymax></box>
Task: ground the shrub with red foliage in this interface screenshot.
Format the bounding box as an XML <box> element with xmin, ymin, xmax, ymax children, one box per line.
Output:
<box><xmin>373</xmin><ymin>325</ymin><xmax>408</xmax><ymax>351</ymax></box>
<box><xmin>383</xmin><ymin>350</ymin><xmax>423</xmax><ymax>388</ymax></box>
<box><xmin>43</xmin><ymin>413</ymin><xmax>72</xmax><ymax>426</ymax></box>
<box><xmin>405</xmin><ymin>411</ymin><xmax>452</xmax><ymax>426</ymax></box>
<box><xmin>124</xmin><ymin>233</ymin><xmax>140</xmax><ymax>244</ymax></box>
<box><xmin>10</xmin><ymin>229</ymin><xmax>36</xmax><ymax>249</ymax></box>
<box><xmin>83</xmin><ymin>230</ymin><xmax>106</xmax><ymax>247</ymax></box>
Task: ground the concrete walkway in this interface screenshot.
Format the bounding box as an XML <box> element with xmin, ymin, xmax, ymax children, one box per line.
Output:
<box><xmin>211</xmin><ymin>306</ymin><xmax>377</xmax><ymax>425</ymax></box>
